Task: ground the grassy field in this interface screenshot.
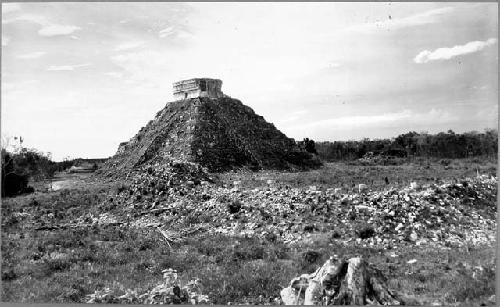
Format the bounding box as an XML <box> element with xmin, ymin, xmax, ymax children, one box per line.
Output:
<box><xmin>1</xmin><ymin>159</ymin><xmax>497</xmax><ymax>305</ymax></box>
<box><xmin>216</xmin><ymin>157</ymin><xmax>497</xmax><ymax>191</ymax></box>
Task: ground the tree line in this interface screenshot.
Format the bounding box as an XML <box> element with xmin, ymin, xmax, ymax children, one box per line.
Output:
<box><xmin>1</xmin><ymin>146</ymin><xmax>101</xmax><ymax>197</ymax></box>
<box><xmin>313</xmin><ymin>129</ymin><xmax>498</xmax><ymax>161</ymax></box>
<box><xmin>1</xmin><ymin>148</ymin><xmax>61</xmax><ymax>197</ymax></box>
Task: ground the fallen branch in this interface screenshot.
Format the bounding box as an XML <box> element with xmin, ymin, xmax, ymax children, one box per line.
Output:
<box><xmin>156</xmin><ymin>227</ymin><xmax>182</xmax><ymax>247</ymax></box>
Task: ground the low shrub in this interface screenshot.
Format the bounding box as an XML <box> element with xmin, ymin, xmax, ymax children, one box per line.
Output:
<box><xmin>301</xmin><ymin>250</ymin><xmax>322</xmax><ymax>264</ymax></box>
<box><xmin>227</xmin><ymin>200</ymin><xmax>243</xmax><ymax>214</ymax></box>
<box><xmin>356</xmin><ymin>225</ymin><xmax>375</xmax><ymax>239</ymax></box>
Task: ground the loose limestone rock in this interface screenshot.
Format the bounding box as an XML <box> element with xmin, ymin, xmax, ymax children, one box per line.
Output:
<box><xmin>281</xmin><ymin>256</ymin><xmax>402</xmax><ymax>305</ymax></box>
<box><xmin>358</xmin><ymin>184</ymin><xmax>368</xmax><ymax>194</ymax></box>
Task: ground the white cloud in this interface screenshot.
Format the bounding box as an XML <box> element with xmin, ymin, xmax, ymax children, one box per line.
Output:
<box><xmin>2</xmin><ymin>3</ymin><xmax>21</xmax><ymax>15</ymax></box>
<box><xmin>312</xmin><ymin>110</ymin><xmax>414</xmax><ymax>129</ymax></box>
<box><xmin>287</xmin><ymin>109</ymin><xmax>459</xmax><ymax>133</ymax></box>
<box><xmin>469</xmin><ymin>85</ymin><xmax>488</xmax><ymax>91</ymax></box>
<box><xmin>114</xmin><ymin>41</ymin><xmax>145</xmax><ymax>51</ymax></box>
<box><xmin>414</xmin><ymin>38</ymin><xmax>498</xmax><ymax>63</ymax></box>
<box><xmin>2</xmin><ymin>13</ymin><xmax>46</xmax><ymax>25</ymax></box>
<box><xmin>2</xmin><ymin>80</ymin><xmax>38</xmax><ymax>92</ymax></box>
<box><xmin>475</xmin><ymin>104</ymin><xmax>498</xmax><ymax>125</ymax></box>
<box><xmin>2</xmin><ymin>13</ymin><xmax>80</xmax><ymax>37</ymax></box>
<box><xmin>110</xmin><ymin>50</ymin><xmax>171</xmax><ymax>83</ymax></box>
<box><xmin>16</xmin><ymin>51</ymin><xmax>46</xmax><ymax>59</ymax></box>
<box><xmin>104</xmin><ymin>72</ymin><xmax>124</xmax><ymax>78</ymax></box>
<box><xmin>38</xmin><ymin>24</ymin><xmax>81</xmax><ymax>36</ymax></box>
<box><xmin>276</xmin><ymin>109</ymin><xmax>308</xmax><ymax>124</ymax></box>
<box><xmin>2</xmin><ymin>35</ymin><xmax>10</xmax><ymax>46</ymax></box>
<box><xmin>327</xmin><ymin>63</ymin><xmax>341</xmax><ymax>68</ymax></box>
<box><xmin>159</xmin><ymin>26</ymin><xmax>175</xmax><ymax>38</ymax></box>
<box><xmin>47</xmin><ymin>63</ymin><xmax>91</xmax><ymax>71</ymax></box>
<box><xmin>346</xmin><ymin>7</ymin><xmax>453</xmax><ymax>33</ymax></box>
<box><xmin>176</xmin><ymin>30</ymin><xmax>195</xmax><ymax>40</ymax></box>
<box><xmin>2</xmin><ymin>82</ymin><xmax>16</xmax><ymax>92</ymax></box>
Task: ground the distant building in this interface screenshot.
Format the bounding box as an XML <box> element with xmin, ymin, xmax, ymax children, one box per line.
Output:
<box><xmin>67</xmin><ymin>165</ymin><xmax>96</xmax><ymax>173</ymax></box>
<box><xmin>173</xmin><ymin>78</ymin><xmax>224</xmax><ymax>100</ymax></box>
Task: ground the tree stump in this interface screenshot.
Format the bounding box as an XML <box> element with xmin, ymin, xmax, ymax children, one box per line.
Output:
<box><xmin>281</xmin><ymin>256</ymin><xmax>402</xmax><ymax>305</ymax></box>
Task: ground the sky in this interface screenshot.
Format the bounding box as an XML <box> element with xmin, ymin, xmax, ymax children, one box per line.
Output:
<box><xmin>2</xmin><ymin>2</ymin><xmax>498</xmax><ymax>161</ymax></box>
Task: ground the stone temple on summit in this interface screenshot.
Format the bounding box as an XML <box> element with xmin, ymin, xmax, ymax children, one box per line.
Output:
<box><xmin>103</xmin><ymin>76</ymin><xmax>322</xmax><ymax>174</ymax></box>
<box><xmin>173</xmin><ymin>78</ymin><xmax>224</xmax><ymax>100</ymax></box>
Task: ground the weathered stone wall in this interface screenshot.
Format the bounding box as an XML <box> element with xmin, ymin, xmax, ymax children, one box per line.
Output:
<box><xmin>173</xmin><ymin>78</ymin><xmax>223</xmax><ymax>100</ymax></box>
<box><xmin>100</xmin><ymin>100</ymin><xmax>198</xmax><ymax>174</ymax></box>
<box><xmin>191</xmin><ymin>97</ymin><xmax>321</xmax><ymax>171</ymax></box>
<box><xmin>116</xmin><ymin>142</ymin><xmax>128</xmax><ymax>155</ymax></box>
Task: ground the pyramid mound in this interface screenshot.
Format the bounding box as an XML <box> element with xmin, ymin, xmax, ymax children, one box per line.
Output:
<box><xmin>101</xmin><ymin>97</ymin><xmax>321</xmax><ymax>175</ymax></box>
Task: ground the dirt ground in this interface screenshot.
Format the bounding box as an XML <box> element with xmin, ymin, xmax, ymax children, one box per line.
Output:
<box><xmin>47</xmin><ymin>172</ymin><xmax>93</xmax><ymax>191</ymax></box>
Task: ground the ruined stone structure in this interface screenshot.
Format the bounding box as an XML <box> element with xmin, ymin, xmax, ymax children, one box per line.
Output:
<box><xmin>101</xmin><ymin>94</ymin><xmax>321</xmax><ymax>175</ymax></box>
<box><xmin>173</xmin><ymin>78</ymin><xmax>224</xmax><ymax>100</ymax></box>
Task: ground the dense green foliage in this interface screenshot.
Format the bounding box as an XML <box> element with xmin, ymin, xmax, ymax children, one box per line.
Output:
<box><xmin>1</xmin><ymin>148</ymin><xmax>72</xmax><ymax>197</ymax></box>
<box><xmin>316</xmin><ymin>129</ymin><xmax>498</xmax><ymax>161</ymax></box>
<box><xmin>1</xmin><ymin>144</ymin><xmax>107</xmax><ymax>197</ymax></box>
<box><xmin>298</xmin><ymin>138</ymin><xmax>318</xmax><ymax>154</ymax></box>
<box><xmin>2</xmin><ymin>148</ymin><xmax>54</xmax><ymax>197</ymax></box>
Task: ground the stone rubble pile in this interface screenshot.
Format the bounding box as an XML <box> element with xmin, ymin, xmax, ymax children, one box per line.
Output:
<box><xmin>85</xmin><ymin>268</ymin><xmax>210</xmax><ymax>304</ymax></box>
<box><xmin>111</xmin><ymin>164</ymin><xmax>496</xmax><ymax>249</ymax></box>
<box><xmin>126</xmin><ymin>161</ymin><xmax>212</xmax><ymax>200</ymax></box>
